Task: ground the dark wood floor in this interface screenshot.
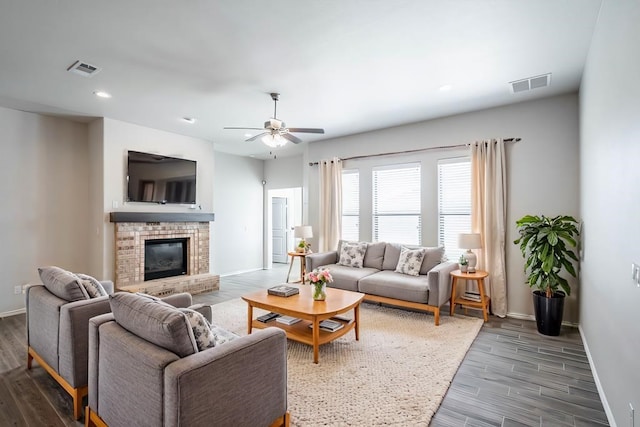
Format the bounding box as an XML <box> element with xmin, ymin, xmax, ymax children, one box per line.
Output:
<box><xmin>0</xmin><ymin>263</ymin><xmax>609</xmax><ymax>426</ymax></box>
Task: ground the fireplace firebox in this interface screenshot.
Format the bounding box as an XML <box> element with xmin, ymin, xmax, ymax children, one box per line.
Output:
<box><xmin>144</xmin><ymin>238</ymin><xmax>188</xmax><ymax>281</ymax></box>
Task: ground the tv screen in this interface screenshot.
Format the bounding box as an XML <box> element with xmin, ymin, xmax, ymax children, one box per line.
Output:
<box><xmin>127</xmin><ymin>150</ymin><xmax>197</xmax><ymax>204</ymax></box>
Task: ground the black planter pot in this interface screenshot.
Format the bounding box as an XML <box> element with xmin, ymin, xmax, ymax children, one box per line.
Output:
<box><xmin>532</xmin><ymin>290</ymin><xmax>565</xmax><ymax>336</ymax></box>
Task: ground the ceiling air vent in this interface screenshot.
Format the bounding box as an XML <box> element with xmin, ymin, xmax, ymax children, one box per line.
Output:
<box><xmin>509</xmin><ymin>73</ymin><xmax>551</xmax><ymax>94</ymax></box>
<box><xmin>67</xmin><ymin>60</ymin><xmax>101</xmax><ymax>77</ymax></box>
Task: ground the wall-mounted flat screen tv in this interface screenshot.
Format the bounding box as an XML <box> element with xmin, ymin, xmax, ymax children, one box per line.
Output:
<box><xmin>127</xmin><ymin>150</ymin><xmax>197</xmax><ymax>204</ymax></box>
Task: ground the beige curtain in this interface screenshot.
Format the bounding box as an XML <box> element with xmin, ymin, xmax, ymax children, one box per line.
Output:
<box><xmin>319</xmin><ymin>157</ymin><xmax>342</xmax><ymax>252</ymax></box>
<box><xmin>471</xmin><ymin>139</ymin><xmax>507</xmax><ymax>317</ymax></box>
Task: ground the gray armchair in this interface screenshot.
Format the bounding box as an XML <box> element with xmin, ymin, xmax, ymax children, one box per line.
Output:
<box><xmin>26</xmin><ymin>279</ymin><xmax>114</xmax><ymax>420</ymax></box>
<box><xmin>85</xmin><ymin>293</ymin><xmax>289</xmax><ymax>427</ymax></box>
<box><xmin>26</xmin><ymin>266</ymin><xmax>201</xmax><ymax>420</ymax></box>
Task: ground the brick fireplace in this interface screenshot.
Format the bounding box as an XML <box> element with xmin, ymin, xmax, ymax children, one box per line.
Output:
<box><xmin>110</xmin><ymin>212</ymin><xmax>219</xmax><ymax>296</ymax></box>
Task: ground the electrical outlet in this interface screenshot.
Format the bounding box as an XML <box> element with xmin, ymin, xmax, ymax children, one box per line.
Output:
<box><xmin>634</xmin><ymin>263</ymin><xmax>640</xmax><ymax>287</ymax></box>
<box><xmin>14</xmin><ymin>285</ymin><xmax>21</xmax><ymax>295</ymax></box>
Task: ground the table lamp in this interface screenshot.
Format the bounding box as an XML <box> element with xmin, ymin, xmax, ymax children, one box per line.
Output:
<box><xmin>294</xmin><ymin>225</ymin><xmax>313</xmax><ymax>253</ymax></box>
<box><xmin>458</xmin><ymin>233</ymin><xmax>482</xmax><ymax>273</ymax></box>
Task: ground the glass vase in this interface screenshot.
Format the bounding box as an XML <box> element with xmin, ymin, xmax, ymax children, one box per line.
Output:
<box><xmin>313</xmin><ymin>282</ymin><xmax>327</xmax><ymax>301</ymax></box>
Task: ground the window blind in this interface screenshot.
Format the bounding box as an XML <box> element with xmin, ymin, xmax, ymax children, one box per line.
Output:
<box><xmin>372</xmin><ymin>163</ymin><xmax>421</xmax><ymax>245</ymax></box>
<box><xmin>341</xmin><ymin>169</ymin><xmax>359</xmax><ymax>241</ymax></box>
<box><xmin>437</xmin><ymin>158</ymin><xmax>471</xmax><ymax>261</ymax></box>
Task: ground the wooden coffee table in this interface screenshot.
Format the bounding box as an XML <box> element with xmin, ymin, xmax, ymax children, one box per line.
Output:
<box><xmin>242</xmin><ymin>285</ymin><xmax>365</xmax><ymax>364</ymax></box>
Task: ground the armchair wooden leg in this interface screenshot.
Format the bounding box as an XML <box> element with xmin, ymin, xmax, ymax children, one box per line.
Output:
<box><xmin>28</xmin><ymin>347</ymin><xmax>88</xmax><ymax>420</ymax></box>
<box><xmin>269</xmin><ymin>411</ymin><xmax>290</xmax><ymax>427</ymax></box>
<box><xmin>72</xmin><ymin>387</ymin><xmax>88</xmax><ymax>420</ymax></box>
<box><xmin>85</xmin><ymin>407</ymin><xmax>108</xmax><ymax>427</ymax></box>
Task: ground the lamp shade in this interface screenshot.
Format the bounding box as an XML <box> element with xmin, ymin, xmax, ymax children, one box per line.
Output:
<box><xmin>458</xmin><ymin>233</ymin><xmax>482</xmax><ymax>249</ymax></box>
<box><xmin>294</xmin><ymin>225</ymin><xmax>313</xmax><ymax>239</ymax></box>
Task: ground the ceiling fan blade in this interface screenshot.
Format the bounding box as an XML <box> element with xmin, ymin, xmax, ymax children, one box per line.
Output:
<box><xmin>282</xmin><ymin>133</ymin><xmax>303</xmax><ymax>144</ymax></box>
<box><xmin>224</xmin><ymin>127</ymin><xmax>265</xmax><ymax>130</ymax></box>
<box><xmin>245</xmin><ymin>132</ymin><xmax>269</xmax><ymax>142</ymax></box>
<box><xmin>287</xmin><ymin>127</ymin><xmax>325</xmax><ymax>134</ymax></box>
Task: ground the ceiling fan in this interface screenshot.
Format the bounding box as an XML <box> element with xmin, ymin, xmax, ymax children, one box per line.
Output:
<box><xmin>224</xmin><ymin>93</ymin><xmax>325</xmax><ymax>147</ymax></box>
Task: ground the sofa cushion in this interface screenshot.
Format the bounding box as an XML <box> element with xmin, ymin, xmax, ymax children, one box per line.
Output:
<box><xmin>395</xmin><ymin>247</ymin><xmax>426</xmax><ymax>276</ymax></box>
<box><xmin>323</xmin><ymin>264</ymin><xmax>379</xmax><ymax>292</ymax></box>
<box><xmin>110</xmin><ymin>292</ymin><xmax>198</xmax><ymax>357</ymax></box>
<box><xmin>382</xmin><ymin>243</ymin><xmax>403</xmax><ymax>271</ymax></box>
<box><xmin>358</xmin><ymin>270</ymin><xmax>431</xmax><ymax>304</ymax></box>
<box><xmin>338</xmin><ymin>242</ymin><xmax>368</xmax><ymax>268</ymax></box>
<box><xmin>363</xmin><ymin>241</ymin><xmax>386</xmax><ymax>270</ymax></box>
<box><xmin>419</xmin><ymin>246</ymin><xmax>446</xmax><ymax>275</ymax></box>
<box><xmin>77</xmin><ymin>273</ymin><xmax>108</xmax><ymax>298</ymax></box>
<box><xmin>38</xmin><ymin>266</ymin><xmax>89</xmax><ymax>302</ymax></box>
<box><xmin>179</xmin><ymin>308</ymin><xmax>238</xmax><ymax>350</ymax></box>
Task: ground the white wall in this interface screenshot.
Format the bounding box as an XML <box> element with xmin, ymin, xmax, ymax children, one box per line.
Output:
<box><xmin>264</xmin><ymin>155</ymin><xmax>304</xmax><ymax>189</ymax></box>
<box><xmin>579</xmin><ymin>0</ymin><xmax>640</xmax><ymax>424</ymax></box>
<box><xmin>87</xmin><ymin>119</ymin><xmax>104</xmax><ymax>278</ymax></box>
<box><xmin>306</xmin><ymin>94</ymin><xmax>580</xmax><ymax>321</ymax></box>
<box><xmin>0</xmin><ymin>107</ymin><xmax>89</xmax><ymax>315</ymax></box>
<box><xmin>99</xmin><ymin>118</ymin><xmax>215</xmax><ymax>279</ymax></box>
<box><xmin>213</xmin><ymin>151</ymin><xmax>264</xmax><ymax>275</ymax></box>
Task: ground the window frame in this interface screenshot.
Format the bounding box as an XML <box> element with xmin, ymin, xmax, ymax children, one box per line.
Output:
<box><xmin>372</xmin><ymin>162</ymin><xmax>422</xmax><ymax>245</ymax></box>
<box><xmin>437</xmin><ymin>157</ymin><xmax>472</xmax><ymax>262</ymax></box>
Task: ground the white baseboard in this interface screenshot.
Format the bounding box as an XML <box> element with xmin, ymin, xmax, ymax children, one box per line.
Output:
<box><xmin>218</xmin><ymin>267</ymin><xmax>264</xmax><ymax>278</ymax></box>
<box><xmin>579</xmin><ymin>325</ymin><xmax>616</xmax><ymax>427</ymax></box>
<box><xmin>0</xmin><ymin>307</ymin><xmax>26</xmax><ymax>318</ymax></box>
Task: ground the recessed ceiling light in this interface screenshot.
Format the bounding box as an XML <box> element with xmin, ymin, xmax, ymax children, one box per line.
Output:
<box><xmin>182</xmin><ymin>117</ymin><xmax>196</xmax><ymax>124</ymax></box>
<box><xmin>439</xmin><ymin>85</ymin><xmax>453</xmax><ymax>92</ymax></box>
<box><xmin>244</xmin><ymin>133</ymin><xmax>252</xmax><ymax>138</ymax></box>
<box><xmin>93</xmin><ymin>90</ymin><xmax>111</xmax><ymax>98</ymax></box>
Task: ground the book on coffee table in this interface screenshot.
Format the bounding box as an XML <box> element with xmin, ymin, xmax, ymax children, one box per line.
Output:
<box><xmin>308</xmin><ymin>319</ymin><xmax>344</xmax><ymax>332</ymax></box>
<box><xmin>268</xmin><ymin>285</ymin><xmax>299</xmax><ymax>297</ymax></box>
<box><xmin>276</xmin><ymin>315</ymin><xmax>301</xmax><ymax>325</ymax></box>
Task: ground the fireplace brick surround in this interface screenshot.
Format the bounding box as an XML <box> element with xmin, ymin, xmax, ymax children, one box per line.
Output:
<box><xmin>111</xmin><ymin>213</ymin><xmax>219</xmax><ymax>296</ymax></box>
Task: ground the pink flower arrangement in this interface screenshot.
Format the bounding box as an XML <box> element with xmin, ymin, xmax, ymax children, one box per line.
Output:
<box><xmin>306</xmin><ymin>268</ymin><xmax>333</xmax><ymax>285</ymax></box>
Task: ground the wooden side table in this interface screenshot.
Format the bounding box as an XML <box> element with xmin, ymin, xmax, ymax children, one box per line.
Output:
<box><xmin>286</xmin><ymin>251</ymin><xmax>308</xmax><ymax>284</ymax></box>
<box><xmin>449</xmin><ymin>269</ymin><xmax>490</xmax><ymax>322</ymax></box>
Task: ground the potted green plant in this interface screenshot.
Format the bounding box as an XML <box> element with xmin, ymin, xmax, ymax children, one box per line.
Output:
<box><xmin>514</xmin><ymin>214</ymin><xmax>580</xmax><ymax>336</ymax></box>
<box><xmin>458</xmin><ymin>254</ymin><xmax>468</xmax><ymax>273</ymax></box>
<box><xmin>297</xmin><ymin>239</ymin><xmax>311</xmax><ymax>253</ymax></box>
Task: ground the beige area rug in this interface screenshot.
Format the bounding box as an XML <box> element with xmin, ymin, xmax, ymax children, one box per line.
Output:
<box><xmin>210</xmin><ymin>298</ymin><xmax>483</xmax><ymax>427</ymax></box>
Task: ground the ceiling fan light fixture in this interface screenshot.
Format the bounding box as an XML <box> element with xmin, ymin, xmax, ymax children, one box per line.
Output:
<box><xmin>261</xmin><ymin>133</ymin><xmax>287</xmax><ymax>148</ymax></box>
<box><xmin>269</xmin><ymin>118</ymin><xmax>284</xmax><ymax>129</ymax></box>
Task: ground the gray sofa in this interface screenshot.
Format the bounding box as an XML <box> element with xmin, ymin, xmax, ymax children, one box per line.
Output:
<box><xmin>86</xmin><ymin>292</ymin><xmax>289</xmax><ymax>427</ymax></box>
<box><xmin>306</xmin><ymin>241</ymin><xmax>457</xmax><ymax>325</ymax></box>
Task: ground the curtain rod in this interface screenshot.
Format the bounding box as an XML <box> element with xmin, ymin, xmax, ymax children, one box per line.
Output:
<box><xmin>308</xmin><ymin>137</ymin><xmax>520</xmax><ymax>166</ymax></box>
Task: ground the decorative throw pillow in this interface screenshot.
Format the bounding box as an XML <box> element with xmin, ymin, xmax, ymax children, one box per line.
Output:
<box><xmin>395</xmin><ymin>247</ymin><xmax>427</xmax><ymax>276</ymax></box>
<box><xmin>110</xmin><ymin>292</ymin><xmax>198</xmax><ymax>357</ymax></box>
<box><xmin>38</xmin><ymin>266</ymin><xmax>89</xmax><ymax>301</ymax></box>
<box><xmin>76</xmin><ymin>273</ymin><xmax>107</xmax><ymax>298</ymax></box>
<box><xmin>419</xmin><ymin>246</ymin><xmax>446</xmax><ymax>275</ymax></box>
<box><xmin>179</xmin><ymin>308</ymin><xmax>238</xmax><ymax>350</ymax></box>
<box><xmin>338</xmin><ymin>242</ymin><xmax>368</xmax><ymax>268</ymax></box>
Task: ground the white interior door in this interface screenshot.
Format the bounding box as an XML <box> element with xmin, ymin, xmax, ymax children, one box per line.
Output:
<box><xmin>272</xmin><ymin>197</ymin><xmax>288</xmax><ymax>263</ymax></box>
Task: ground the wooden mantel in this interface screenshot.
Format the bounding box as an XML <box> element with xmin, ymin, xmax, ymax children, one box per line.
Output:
<box><xmin>109</xmin><ymin>212</ymin><xmax>215</xmax><ymax>223</ymax></box>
